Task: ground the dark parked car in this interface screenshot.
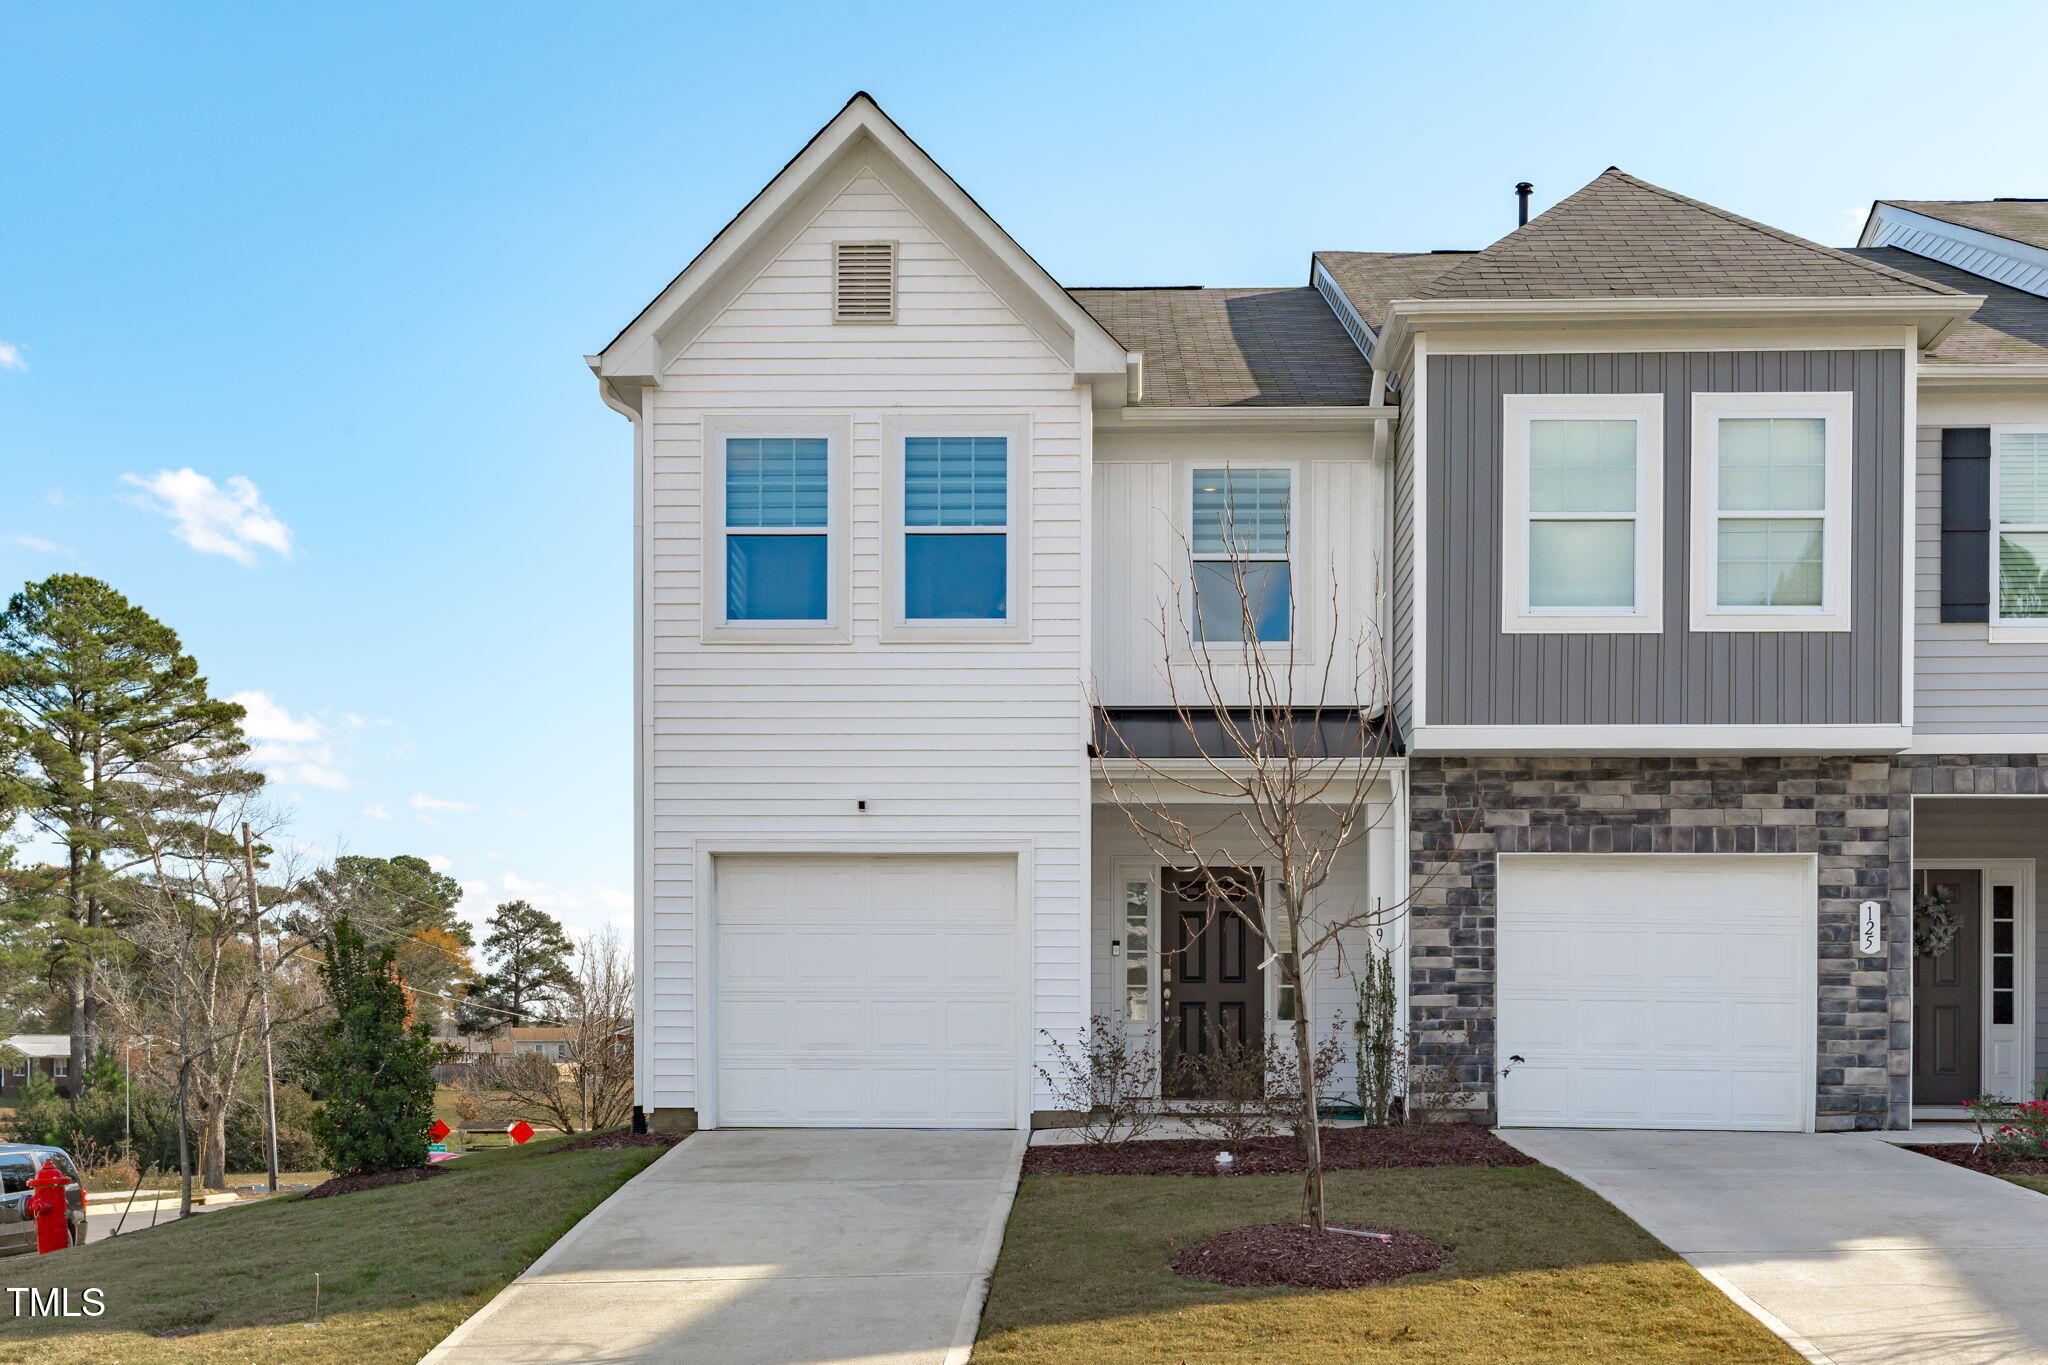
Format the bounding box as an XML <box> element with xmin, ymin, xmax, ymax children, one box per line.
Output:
<box><xmin>0</xmin><ymin>1143</ymin><xmax>86</xmax><ymax>1253</ymax></box>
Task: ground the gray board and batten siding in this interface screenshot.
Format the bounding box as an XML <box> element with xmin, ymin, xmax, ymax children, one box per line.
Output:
<box><xmin>1422</xmin><ymin>349</ymin><xmax>1907</xmax><ymax>727</ymax></box>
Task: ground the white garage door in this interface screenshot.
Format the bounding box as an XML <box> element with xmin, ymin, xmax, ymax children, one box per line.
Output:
<box><xmin>1497</xmin><ymin>855</ymin><xmax>1814</xmax><ymax>1132</ymax></box>
<box><xmin>713</xmin><ymin>855</ymin><xmax>1019</xmax><ymax>1128</ymax></box>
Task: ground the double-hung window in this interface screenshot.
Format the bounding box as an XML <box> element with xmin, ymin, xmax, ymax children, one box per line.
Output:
<box><xmin>903</xmin><ymin>436</ymin><xmax>1008</xmax><ymax>621</ymax></box>
<box><xmin>1690</xmin><ymin>392</ymin><xmax>1852</xmax><ymax>632</ymax></box>
<box><xmin>1191</xmin><ymin>467</ymin><xmax>1292</xmax><ymax>644</ymax></box>
<box><xmin>1500</xmin><ymin>394</ymin><xmax>1663</xmax><ymax>633</ymax></box>
<box><xmin>723</xmin><ymin>436</ymin><xmax>829</xmax><ymax>623</ymax></box>
<box><xmin>1994</xmin><ymin>427</ymin><xmax>2048</xmax><ymax>631</ymax></box>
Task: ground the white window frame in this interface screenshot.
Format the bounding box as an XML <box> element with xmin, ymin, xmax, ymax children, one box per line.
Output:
<box><xmin>1990</xmin><ymin>425</ymin><xmax>2048</xmax><ymax>643</ymax></box>
<box><xmin>1185</xmin><ymin>459</ymin><xmax>1300</xmax><ymax>653</ymax></box>
<box><xmin>1689</xmin><ymin>391</ymin><xmax>1854</xmax><ymax>634</ymax></box>
<box><xmin>1500</xmin><ymin>393</ymin><xmax>1664</xmax><ymax>634</ymax></box>
<box><xmin>880</xmin><ymin>413</ymin><xmax>1030</xmax><ymax>644</ymax></box>
<box><xmin>703</xmin><ymin>414</ymin><xmax>852</xmax><ymax>646</ymax></box>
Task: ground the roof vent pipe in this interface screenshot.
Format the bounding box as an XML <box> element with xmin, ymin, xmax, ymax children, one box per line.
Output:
<box><xmin>1515</xmin><ymin>182</ymin><xmax>1533</xmax><ymax>227</ymax></box>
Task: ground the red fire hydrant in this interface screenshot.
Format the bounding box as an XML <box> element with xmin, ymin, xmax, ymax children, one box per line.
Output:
<box><xmin>24</xmin><ymin>1160</ymin><xmax>71</xmax><ymax>1254</ymax></box>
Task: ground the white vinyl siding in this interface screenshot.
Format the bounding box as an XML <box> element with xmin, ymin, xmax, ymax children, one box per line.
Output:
<box><xmin>645</xmin><ymin>165</ymin><xmax>1089</xmax><ymax>1120</ymax></box>
<box><xmin>1091</xmin><ymin>431</ymin><xmax>1381</xmax><ymax>708</ymax></box>
<box><xmin>1689</xmin><ymin>391</ymin><xmax>1854</xmax><ymax>633</ymax></box>
<box><xmin>1499</xmin><ymin>393</ymin><xmax>1663</xmax><ymax>635</ymax></box>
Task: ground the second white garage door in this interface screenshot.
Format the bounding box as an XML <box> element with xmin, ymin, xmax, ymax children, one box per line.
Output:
<box><xmin>1496</xmin><ymin>854</ymin><xmax>1815</xmax><ymax>1132</ymax></box>
<box><xmin>713</xmin><ymin>854</ymin><xmax>1019</xmax><ymax>1128</ymax></box>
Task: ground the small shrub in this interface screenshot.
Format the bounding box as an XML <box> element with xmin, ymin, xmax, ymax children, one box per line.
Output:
<box><xmin>1967</xmin><ymin>1093</ymin><xmax>2048</xmax><ymax>1162</ymax></box>
<box><xmin>1171</xmin><ymin>1031</ymin><xmax>1346</xmax><ymax>1145</ymax></box>
<box><xmin>1036</xmin><ymin>1016</ymin><xmax>1160</xmax><ymax>1146</ymax></box>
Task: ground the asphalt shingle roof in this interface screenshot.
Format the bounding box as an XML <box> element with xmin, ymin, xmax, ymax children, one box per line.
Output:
<box><xmin>1312</xmin><ymin>251</ymin><xmax>1471</xmax><ymax>331</ymax></box>
<box><xmin>1842</xmin><ymin>247</ymin><xmax>2048</xmax><ymax>364</ymax></box>
<box><xmin>1881</xmin><ymin>200</ymin><xmax>2048</xmax><ymax>253</ymax></box>
<box><xmin>1416</xmin><ymin>169</ymin><xmax>1961</xmax><ymax>301</ymax></box>
<box><xmin>1070</xmin><ymin>286</ymin><xmax>1373</xmax><ymax>406</ymax></box>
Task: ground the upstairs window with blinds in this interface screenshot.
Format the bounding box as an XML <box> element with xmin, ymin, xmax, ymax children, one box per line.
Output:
<box><xmin>724</xmin><ymin>437</ymin><xmax>829</xmax><ymax>622</ymax></box>
<box><xmin>832</xmin><ymin>241</ymin><xmax>896</xmax><ymax>322</ymax></box>
<box><xmin>903</xmin><ymin>436</ymin><xmax>1007</xmax><ymax>620</ymax></box>
<box><xmin>1191</xmin><ymin>467</ymin><xmax>1292</xmax><ymax>643</ymax></box>
<box><xmin>1996</xmin><ymin>429</ymin><xmax>2048</xmax><ymax>622</ymax></box>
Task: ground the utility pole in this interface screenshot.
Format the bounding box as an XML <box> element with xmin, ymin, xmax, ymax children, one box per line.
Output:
<box><xmin>241</xmin><ymin>823</ymin><xmax>281</xmax><ymax>1194</ymax></box>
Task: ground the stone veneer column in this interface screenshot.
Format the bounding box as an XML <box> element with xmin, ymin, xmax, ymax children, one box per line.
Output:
<box><xmin>1407</xmin><ymin>755</ymin><xmax>1911</xmax><ymax>1130</ymax></box>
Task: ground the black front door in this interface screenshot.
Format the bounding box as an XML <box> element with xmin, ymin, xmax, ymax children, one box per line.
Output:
<box><xmin>1160</xmin><ymin>869</ymin><xmax>1264</xmax><ymax>1098</ymax></box>
<box><xmin>1915</xmin><ymin>868</ymin><xmax>1982</xmax><ymax>1107</ymax></box>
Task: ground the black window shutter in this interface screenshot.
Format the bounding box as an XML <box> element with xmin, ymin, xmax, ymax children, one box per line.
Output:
<box><xmin>1941</xmin><ymin>427</ymin><xmax>1992</xmax><ymax>623</ymax></box>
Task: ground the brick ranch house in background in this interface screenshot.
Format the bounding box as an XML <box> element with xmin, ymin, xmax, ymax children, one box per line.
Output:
<box><xmin>0</xmin><ymin>1035</ymin><xmax>73</xmax><ymax>1100</ymax></box>
<box><xmin>589</xmin><ymin>93</ymin><xmax>2048</xmax><ymax>1135</ymax></box>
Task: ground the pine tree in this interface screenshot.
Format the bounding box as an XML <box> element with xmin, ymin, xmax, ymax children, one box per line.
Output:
<box><xmin>0</xmin><ymin>574</ymin><xmax>253</xmax><ymax>1086</ymax></box>
<box><xmin>311</xmin><ymin>915</ymin><xmax>438</xmax><ymax>1175</ymax></box>
<box><xmin>459</xmin><ymin>900</ymin><xmax>576</xmax><ymax>1032</ymax></box>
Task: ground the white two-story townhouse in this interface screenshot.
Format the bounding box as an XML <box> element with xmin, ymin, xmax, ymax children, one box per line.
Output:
<box><xmin>593</xmin><ymin>94</ymin><xmax>2048</xmax><ymax>1136</ymax></box>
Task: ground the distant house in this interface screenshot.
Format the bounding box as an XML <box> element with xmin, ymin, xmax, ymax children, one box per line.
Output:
<box><xmin>490</xmin><ymin>1026</ymin><xmax>577</xmax><ymax>1060</ymax></box>
<box><xmin>0</xmin><ymin>1036</ymin><xmax>73</xmax><ymax>1099</ymax></box>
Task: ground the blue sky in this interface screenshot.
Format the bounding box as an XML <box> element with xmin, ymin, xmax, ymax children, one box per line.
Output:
<box><xmin>3</xmin><ymin>0</ymin><xmax>2042</xmax><ymax>936</ymax></box>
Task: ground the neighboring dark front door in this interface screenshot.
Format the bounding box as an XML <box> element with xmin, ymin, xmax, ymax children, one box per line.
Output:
<box><xmin>1915</xmin><ymin>868</ymin><xmax>1982</xmax><ymax>1107</ymax></box>
<box><xmin>1160</xmin><ymin>869</ymin><xmax>1264</xmax><ymax>1099</ymax></box>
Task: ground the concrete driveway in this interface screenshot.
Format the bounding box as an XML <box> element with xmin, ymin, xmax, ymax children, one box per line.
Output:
<box><xmin>1504</xmin><ymin>1129</ymin><xmax>2048</xmax><ymax>1365</ymax></box>
<box><xmin>420</xmin><ymin>1128</ymin><xmax>1025</xmax><ymax>1365</ymax></box>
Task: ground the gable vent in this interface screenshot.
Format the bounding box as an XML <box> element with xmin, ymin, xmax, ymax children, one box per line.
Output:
<box><xmin>833</xmin><ymin>241</ymin><xmax>897</xmax><ymax>322</ymax></box>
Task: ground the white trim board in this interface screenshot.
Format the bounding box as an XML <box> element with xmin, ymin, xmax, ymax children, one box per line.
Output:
<box><xmin>1904</xmin><ymin>735</ymin><xmax>2048</xmax><ymax>754</ymax></box>
<box><xmin>1498</xmin><ymin>392</ymin><xmax>1665</xmax><ymax>635</ymax></box>
<box><xmin>1908</xmin><ymin>857</ymin><xmax>2037</xmax><ymax>1105</ymax></box>
<box><xmin>1410</xmin><ymin>724</ymin><xmax>1912</xmax><ymax>756</ymax></box>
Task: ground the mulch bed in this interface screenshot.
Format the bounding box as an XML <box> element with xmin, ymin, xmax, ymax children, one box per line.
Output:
<box><xmin>1905</xmin><ymin>1143</ymin><xmax>2048</xmax><ymax>1177</ymax></box>
<box><xmin>1172</xmin><ymin>1221</ymin><xmax>1450</xmax><ymax>1289</ymax></box>
<box><xmin>547</xmin><ymin>1128</ymin><xmax>689</xmax><ymax>1154</ymax></box>
<box><xmin>1024</xmin><ymin>1124</ymin><xmax>1534</xmax><ymax>1176</ymax></box>
<box><xmin>301</xmin><ymin>1165</ymin><xmax>446</xmax><ymax>1200</ymax></box>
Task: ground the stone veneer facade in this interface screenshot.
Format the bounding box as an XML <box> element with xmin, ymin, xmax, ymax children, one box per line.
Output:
<box><xmin>1407</xmin><ymin>755</ymin><xmax>1911</xmax><ymax>1130</ymax></box>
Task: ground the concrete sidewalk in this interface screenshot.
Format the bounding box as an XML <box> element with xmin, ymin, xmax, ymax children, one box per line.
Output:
<box><xmin>420</xmin><ymin>1128</ymin><xmax>1026</xmax><ymax>1365</ymax></box>
<box><xmin>1503</xmin><ymin>1128</ymin><xmax>2048</xmax><ymax>1365</ymax></box>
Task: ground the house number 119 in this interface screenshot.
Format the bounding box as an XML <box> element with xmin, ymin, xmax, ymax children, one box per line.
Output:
<box><xmin>1857</xmin><ymin>900</ymin><xmax>1884</xmax><ymax>955</ymax></box>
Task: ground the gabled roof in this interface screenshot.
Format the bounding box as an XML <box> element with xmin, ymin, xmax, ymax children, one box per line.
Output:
<box><xmin>1070</xmin><ymin>287</ymin><xmax>1372</xmax><ymax>406</ymax></box>
<box><xmin>1416</xmin><ymin>169</ymin><xmax>1961</xmax><ymax>301</ymax></box>
<box><xmin>1312</xmin><ymin>251</ymin><xmax>1471</xmax><ymax>331</ymax></box>
<box><xmin>2</xmin><ymin>1035</ymin><xmax>67</xmax><ymax>1059</ymax></box>
<box><xmin>593</xmin><ymin>93</ymin><xmax>1126</xmax><ymax>386</ymax></box>
<box><xmin>1844</xmin><ymin>248</ymin><xmax>2048</xmax><ymax>364</ymax></box>
<box><xmin>1879</xmin><ymin>200</ymin><xmax>2048</xmax><ymax>253</ymax></box>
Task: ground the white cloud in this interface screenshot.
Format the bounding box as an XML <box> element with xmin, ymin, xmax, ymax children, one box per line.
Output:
<box><xmin>411</xmin><ymin>792</ymin><xmax>469</xmax><ymax>812</ymax></box>
<box><xmin>44</xmin><ymin>487</ymin><xmax>77</xmax><ymax>509</ymax></box>
<box><xmin>7</xmin><ymin>534</ymin><xmax>73</xmax><ymax>558</ymax></box>
<box><xmin>121</xmin><ymin>468</ymin><xmax>294</xmax><ymax>565</ymax></box>
<box><xmin>456</xmin><ymin>871</ymin><xmax>631</xmax><ymax>922</ymax></box>
<box><xmin>426</xmin><ymin>854</ymin><xmax>452</xmax><ymax>872</ymax></box>
<box><xmin>231</xmin><ymin>690</ymin><xmax>322</xmax><ymax>744</ymax></box>
<box><xmin>363</xmin><ymin>803</ymin><xmax>391</xmax><ymax>820</ymax></box>
<box><xmin>231</xmin><ymin>689</ymin><xmax>348</xmax><ymax>790</ymax></box>
<box><xmin>0</xmin><ymin>342</ymin><xmax>25</xmax><ymax>373</ymax></box>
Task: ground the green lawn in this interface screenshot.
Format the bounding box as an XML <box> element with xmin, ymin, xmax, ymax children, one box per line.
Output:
<box><xmin>2002</xmin><ymin>1173</ymin><xmax>2048</xmax><ymax>1197</ymax></box>
<box><xmin>0</xmin><ymin>1135</ymin><xmax>669</xmax><ymax>1364</ymax></box>
<box><xmin>975</xmin><ymin>1166</ymin><xmax>1798</xmax><ymax>1364</ymax></box>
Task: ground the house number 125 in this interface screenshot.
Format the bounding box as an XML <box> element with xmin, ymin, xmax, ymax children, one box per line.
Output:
<box><xmin>1857</xmin><ymin>900</ymin><xmax>1884</xmax><ymax>955</ymax></box>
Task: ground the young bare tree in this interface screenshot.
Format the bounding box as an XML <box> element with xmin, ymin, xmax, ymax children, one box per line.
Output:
<box><xmin>1094</xmin><ymin>477</ymin><xmax>1445</xmax><ymax>1233</ymax></box>
<box><xmin>460</xmin><ymin>927</ymin><xmax>633</xmax><ymax>1135</ymax></box>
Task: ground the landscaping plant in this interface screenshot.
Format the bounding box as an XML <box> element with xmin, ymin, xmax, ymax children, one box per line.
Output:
<box><xmin>310</xmin><ymin>915</ymin><xmax>439</xmax><ymax>1175</ymax></box>
<box><xmin>1966</xmin><ymin>1091</ymin><xmax>2048</xmax><ymax>1162</ymax></box>
<box><xmin>1353</xmin><ymin>946</ymin><xmax>1399</xmax><ymax>1126</ymax></box>
<box><xmin>1035</xmin><ymin>1015</ymin><xmax>1161</xmax><ymax>1145</ymax></box>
